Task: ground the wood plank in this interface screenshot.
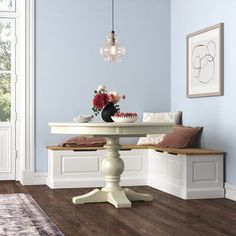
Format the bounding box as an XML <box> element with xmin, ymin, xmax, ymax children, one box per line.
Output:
<box><xmin>149</xmin><ymin>147</ymin><xmax>225</xmax><ymax>155</ymax></box>
<box><xmin>0</xmin><ymin>182</ymin><xmax>236</xmax><ymax>236</ymax></box>
<box><xmin>46</xmin><ymin>145</ymin><xmax>149</xmax><ymax>151</ymax></box>
<box><xmin>47</xmin><ymin>145</ymin><xmax>224</xmax><ymax>155</ymax></box>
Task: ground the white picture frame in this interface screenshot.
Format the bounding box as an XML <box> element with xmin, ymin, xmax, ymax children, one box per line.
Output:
<box><xmin>187</xmin><ymin>23</ymin><xmax>224</xmax><ymax>98</ymax></box>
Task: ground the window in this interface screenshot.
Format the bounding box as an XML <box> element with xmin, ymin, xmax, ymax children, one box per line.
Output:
<box><xmin>0</xmin><ymin>0</ymin><xmax>19</xmax><ymax>181</ymax></box>
<box><xmin>0</xmin><ymin>0</ymin><xmax>35</xmax><ymax>182</ymax></box>
<box><xmin>0</xmin><ymin>3</ymin><xmax>15</xmax><ymax>122</ymax></box>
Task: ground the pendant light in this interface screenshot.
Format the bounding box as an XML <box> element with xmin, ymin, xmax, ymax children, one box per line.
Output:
<box><xmin>100</xmin><ymin>0</ymin><xmax>126</xmax><ymax>62</ymax></box>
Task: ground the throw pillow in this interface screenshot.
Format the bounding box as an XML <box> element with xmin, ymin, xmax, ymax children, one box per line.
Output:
<box><xmin>157</xmin><ymin>125</ymin><xmax>203</xmax><ymax>148</ymax></box>
<box><xmin>59</xmin><ymin>136</ymin><xmax>106</xmax><ymax>147</ymax></box>
<box><xmin>137</xmin><ymin>111</ymin><xmax>182</xmax><ymax>146</ymax></box>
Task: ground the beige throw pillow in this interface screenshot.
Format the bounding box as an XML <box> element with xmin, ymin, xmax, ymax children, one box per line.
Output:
<box><xmin>137</xmin><ymin>111</ymin><xmax>181</xmax><ymax>146</ymax></box>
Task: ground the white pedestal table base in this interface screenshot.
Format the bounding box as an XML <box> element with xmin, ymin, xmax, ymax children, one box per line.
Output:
<box><xmin>72</xmin><ymin>137</ymin><xmax>153</xmax><ymax>208</ymax></box>
<box><xmin>72</xmin><ymin>188</ymin><xmax>153</xmax><ymax>208</ymax></box>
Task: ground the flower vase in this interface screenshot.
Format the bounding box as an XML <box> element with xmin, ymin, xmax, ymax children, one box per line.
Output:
<box><xmin>101</xmin><ymin>102</ymin><xmax>118</xmax><ymax>122</ymax></box>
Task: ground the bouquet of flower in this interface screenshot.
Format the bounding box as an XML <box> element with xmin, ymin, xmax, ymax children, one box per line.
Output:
<box><xmin>92</xmin><ymin>85</ymin><xmax>125</xmax><ymax>116</ymax></box>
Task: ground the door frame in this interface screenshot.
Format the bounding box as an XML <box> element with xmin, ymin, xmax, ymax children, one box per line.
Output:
<box><xmin>17</xmin><ymin>0</ymin><xmax>36</xmax><ymax>184</ymax></box>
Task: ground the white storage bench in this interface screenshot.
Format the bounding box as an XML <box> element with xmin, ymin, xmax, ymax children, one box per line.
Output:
<box><xmin>46</xmin><ymin>145</ymin><xmax>149</xmax><ymax>189</ymax></box>
<box><xmin>148</xmin><ymin>147</ymin><xmax>225</xmax><ymax>199</ymax></box>
<box><xmin>46</xmin><ymin>145</ymin><xmax>224</xmax><ymax>199</ymax></box>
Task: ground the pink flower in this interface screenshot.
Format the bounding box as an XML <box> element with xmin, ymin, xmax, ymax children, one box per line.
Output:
<box><xmin>108</xmin><ymin>92</ymin><xmax>126</xmax><ymax>103</ymax></box>
<box><xmin>108</xmin><ymin>94</ymin><xmax>120</xmax><ymax>103</ymax></box>
<box><xmin>93</xmin><ymin>93</ymin><xmax>109</xmax><ymax>110</ymax></box>
<box><xmin>92</xmin><ymin>85</ymin><xmax>125</xmax><ymax>115</ymax></box>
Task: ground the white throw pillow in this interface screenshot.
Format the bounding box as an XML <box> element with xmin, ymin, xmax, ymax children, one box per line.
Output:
<box><xmin>137</xmin><ymin>111</ymin><xmax>181</xmax><ymax>146</ymax></box>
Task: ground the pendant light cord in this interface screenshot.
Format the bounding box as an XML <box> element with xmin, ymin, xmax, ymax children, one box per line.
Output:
<box><xmin>112</xmin><ymin>0</ymin><xmax>115</xmax><ymax>32</ymax></box>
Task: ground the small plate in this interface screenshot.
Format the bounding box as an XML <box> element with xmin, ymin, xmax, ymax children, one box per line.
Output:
<box><xmin>111</xmin><ymin>116</ymin><xmax>138</xmax><ymax>123</ymax></box>
<box><xmin>73</xmin><ymin>115</ymin><xmax>93</xmax><ymax>123</ymax></box>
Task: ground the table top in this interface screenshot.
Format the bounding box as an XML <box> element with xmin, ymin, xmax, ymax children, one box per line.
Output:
<box><xmin>49</xmin><ymin>122</ymin><xmax>174</xmax><ymax>137</ymax></box>
<box><xmin>49</xmin><ymin>122</ymin><xmax>175</xmax><ymax>127</ymax></box>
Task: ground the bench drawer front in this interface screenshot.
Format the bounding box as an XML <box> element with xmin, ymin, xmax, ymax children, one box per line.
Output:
<box><xmin>120</xmin><ymin>150</ymin><xmax>149</xmax><ymax>181</ymax></box>
<box><xmin>187</xmin><ymin>155</ymin><xmax>223</xmax><ymax>189</ymax></box>
<box><xmin>62</xmin><ymin>155</ymin><xmax>100</xmax><ymax>173</ymax></box>
<box><xmin>166</xmin><ymin>155</ymin><xmax>183</xmax><ymax>180</ymax></box>
<box><xmin>149</xmin><ymin>150</ymin><xmax>166</xmax><ymax>175</ymax></box>
<box><xmin>193</xmin><ymin>161</ymin><xmax>217</xmax><ymax>181</ymax></box>
<box><xmin>47</xmin><ymin>149</ymin><xmax>148</xmax><ymax>189</ymax></box>
<box><xmin>48</xmin><ymin>150</ymin><xmax>103</xmax><ymax>177</ymax></box>
<box><xmin>122</xmin><ymin>154</ymin><xmax>143</xmax><ymax>172</ymax></box>
<box><xmin>149</xmin><ymin>150</ymin><xmax>184</xmax><ymax>185</ymax></box>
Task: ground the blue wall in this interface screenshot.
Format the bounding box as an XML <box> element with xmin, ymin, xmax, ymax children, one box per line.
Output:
<box><xmin>171</xmin><ymin>0</ymin><xmax>236</xmax><ymax>184</ymax></box>
<box><xmin>36</xmin><ymin>0</ymin><xmax>171</xmax><ymax>171</ymax></box>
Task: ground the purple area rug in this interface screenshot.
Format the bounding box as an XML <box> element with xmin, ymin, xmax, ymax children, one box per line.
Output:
<box><xmin>0</xmin><ymin>193</ymin><xmax>64</xmax><ymax>236</ymax></box>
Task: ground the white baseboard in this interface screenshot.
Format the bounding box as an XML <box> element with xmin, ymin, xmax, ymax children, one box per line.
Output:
<box><xmin>20</xmin><ymin>170</ymin><xmax>47</xmax><ymax>185</ymax></box>
<box><xmin>46</xmin><ymin>177</ymin><xmax>103</xmax><ymax>189</ymax></box>
<box><xmin>225</xmin><ymin>183</ymin><xmax>236</xmax><ymax>201</ymax></box>
<box><xmin>121</xmin><ymin>177</ymin><xmax>147</xmax><ymax>187</ymax></box>
<box><xmin>185</xmin><ymin>188</ymin><xmax>225</xmax><ymax>199</ymax></box>
<box><xmin>148</xmin><ymin>174</ymin><xmax>186</xmax><ymax>199</ymax></box>
<box><xmin>148</xmin><ymin>173</ymin><xmax>225</xmax><ymax>200</ymax></box>
<box><xmin>21</xmin><ymin>170</ymin><xmax>147</xmax><ymax>188</ymax></box>
<box><xmin>46</xmin><ymin>177</ymin><xmax>147</xmax><ymax>189</ymax></box>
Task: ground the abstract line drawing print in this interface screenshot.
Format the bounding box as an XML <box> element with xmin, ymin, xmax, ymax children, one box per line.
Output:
<box><xmin>192</xmin><ymin>40</ymin><xmax>216</xmax><ymax>84</ymax></box>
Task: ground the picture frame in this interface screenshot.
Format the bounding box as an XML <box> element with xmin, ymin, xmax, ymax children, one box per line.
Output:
<box><xmin>186</xmin><ymin>23</ymin><xmax>224</xmax><ymax>98</ymax></box>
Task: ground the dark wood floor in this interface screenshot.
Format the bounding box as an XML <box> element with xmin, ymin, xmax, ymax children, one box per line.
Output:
<box><xmin>1</xmin><ymin>182</ymin><xmax>236</xmax><ymax>236</ymax></box>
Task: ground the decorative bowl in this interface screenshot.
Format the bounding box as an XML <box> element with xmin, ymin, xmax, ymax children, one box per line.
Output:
<box><xmin>73</xmin><ymin>115</ymin><xmax>93</xmax><ymax>123</ymax></box>
<box><xmin>111</xmin><ymin>116</ymin><xmax>138</xmax><ymax>123</ymax></box>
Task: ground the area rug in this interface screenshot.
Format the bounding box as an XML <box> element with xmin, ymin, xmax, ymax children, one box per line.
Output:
<box><xmin>0</xmin><ymin>193</ymin><xmax>64</xmax><ymax>236</ymax></box>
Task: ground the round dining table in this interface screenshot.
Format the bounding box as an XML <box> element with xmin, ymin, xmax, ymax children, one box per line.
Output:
<box><xmin>49</xmin><ymin>122</ymin><xmax>173</xmax><ymax>208</ymax></box>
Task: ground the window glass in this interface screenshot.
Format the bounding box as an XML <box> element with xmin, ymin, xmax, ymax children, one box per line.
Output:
<box><xmin>0</xmin><ymin>20</ymin><xmax>12</xmax><ymax>122</ymax></box>
<box><xmin>0</xmin><ymin>73</ymin><xmax>10</xmax><ymax>121</ymax></box>
<box><xmin>0</xmin><ymin>21</ymin><xmax>11</xmax><ymax>71</ymax></box>
<box><xmin>0</xmin><ymin>0</ymin><xmax>15</xmax><ymax>12</ymax></box>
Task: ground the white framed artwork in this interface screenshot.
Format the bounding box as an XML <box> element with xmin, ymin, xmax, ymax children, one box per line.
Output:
<box><xmin>187</xmin><ymin>23</ymin><xmax>224</xmax><ymax>98</ymax></box>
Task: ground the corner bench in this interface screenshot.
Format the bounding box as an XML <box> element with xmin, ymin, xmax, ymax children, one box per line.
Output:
<box><xmin>47</xmin><ymin>145</ymin><xmax>224</xmax><ymax>199</ymax></box>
